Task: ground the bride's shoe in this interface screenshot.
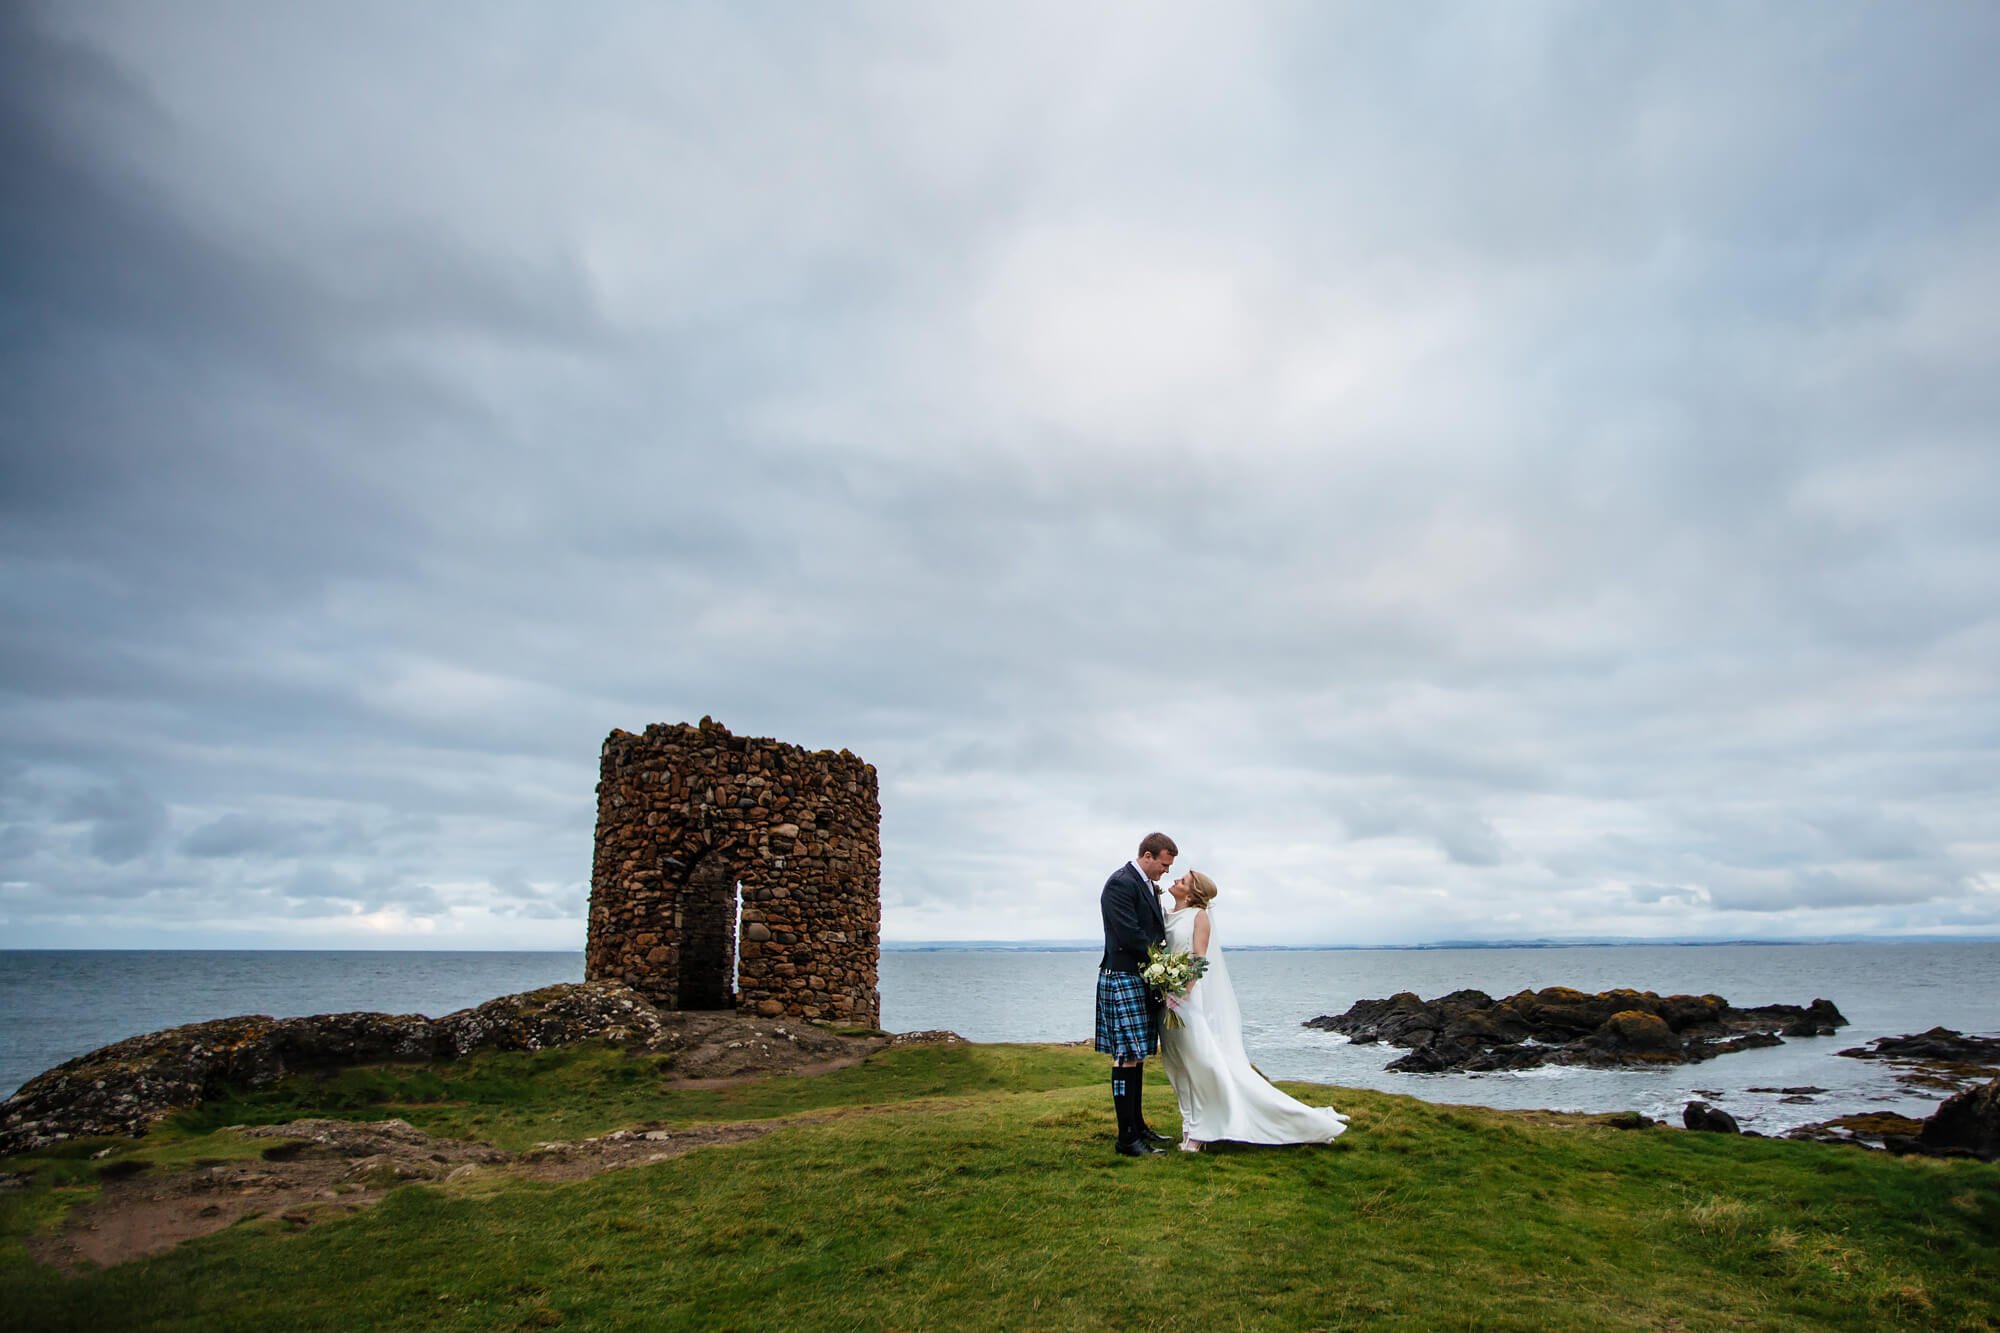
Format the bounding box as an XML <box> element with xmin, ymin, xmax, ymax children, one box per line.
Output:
<box><xmin>1179</xmin><ymin>1138</ymin><xmax>1203</xmax><ymax>1153</ymax></box>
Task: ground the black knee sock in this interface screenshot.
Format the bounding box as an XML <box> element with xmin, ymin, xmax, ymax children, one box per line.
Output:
<box><xmin>1111</xmin><ymin>1067</ymin><xmax>1135</xmax><ymax>1140</ymax></box>
<box><xmin>1129</xmin><ymin>1060</ymin><xmax>1150</xmax><ymax>1129</ymax></box>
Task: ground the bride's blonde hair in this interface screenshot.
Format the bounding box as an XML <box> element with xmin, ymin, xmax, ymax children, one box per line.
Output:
<box><xmin>1185</xmin><ymin>871</ymin><xmax>1218</xmax><ymax>910</ymax></box>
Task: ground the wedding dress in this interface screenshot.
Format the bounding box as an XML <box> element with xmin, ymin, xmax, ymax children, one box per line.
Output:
<box><xmin>1158</xmin><ymin>904</ymin><xmax>1348</xmax><ymax>1146</ymax></box>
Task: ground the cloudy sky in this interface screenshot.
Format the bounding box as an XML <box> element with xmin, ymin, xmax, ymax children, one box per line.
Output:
<box><xmin>4</xmin><ymin>2</ymin><xmax>1997</xmax><ymax>951</ymax></box>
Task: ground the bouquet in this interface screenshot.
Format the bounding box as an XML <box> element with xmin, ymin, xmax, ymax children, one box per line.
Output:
<box><xmin>1141</xmin><ymin>943</ymin><xmax>1210</xmax><ymax>1029</ymax></box>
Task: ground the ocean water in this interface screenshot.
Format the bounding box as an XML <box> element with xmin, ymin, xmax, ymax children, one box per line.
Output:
<box><xmin>4</xmin><ymin>943</ymin><xmax>1997</xmax><ymax>1135</ymax></box>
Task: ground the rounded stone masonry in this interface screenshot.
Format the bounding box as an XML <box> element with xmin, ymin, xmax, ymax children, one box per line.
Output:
<box><xmin>585</xmin><ymin>717</ymin><xmax>882</xmax><ymax>1026</ymax></box>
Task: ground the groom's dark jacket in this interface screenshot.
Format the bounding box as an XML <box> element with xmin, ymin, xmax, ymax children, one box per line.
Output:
<box><xmin>1099</xmin><ymin>863</ymin><xmax>1168</xmax><ymax>974</ymax></box>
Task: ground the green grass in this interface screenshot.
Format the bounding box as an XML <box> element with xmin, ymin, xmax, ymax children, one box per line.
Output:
<box><xmin>4</xmin><ymin>1044</ymin><xmax>1996</xmax><ymax>1330</ymax></box>
<box><xmin>164</xmin><ymin>1041</ymin><xmax>1095</xmax><ymax>1149</ymax></box>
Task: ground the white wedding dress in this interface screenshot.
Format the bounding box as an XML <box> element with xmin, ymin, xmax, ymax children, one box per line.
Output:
<box><xmin>1158</xmin><ymin>904</ymin><xmax>1349</xmax><ymax>1146</ymax></box>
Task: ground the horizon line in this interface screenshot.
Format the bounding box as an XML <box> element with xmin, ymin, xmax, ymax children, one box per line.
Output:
<box><xmin>5</xmin><ymin>933</ymin><xmax>1999</xmax><ymax>954</ymax></box>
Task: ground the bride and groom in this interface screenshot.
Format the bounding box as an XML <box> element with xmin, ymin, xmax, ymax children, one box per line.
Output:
<box><xmin>1097</xmin><ymin>832</ymin><xmax>1349</xmax><ymax>1156</ymax></box>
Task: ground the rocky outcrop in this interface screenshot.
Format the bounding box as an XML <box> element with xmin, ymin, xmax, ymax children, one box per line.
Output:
<box><xmin>1836</xmin><ymin>1028</ymin><xmax>2000</xmax><ymax>1095</ymax></box>
<box><xmin>0</xmin><ymin>982</ymin><xmax>929</xmax><ymax>1155</ymax></box>
<box><xmin>1305</xmin><ymin>987</ymin><xmax>1846</xmax><ymax>1073</ymax></box>
<box><xmin>1783</xmin><ymin>1077</ymin><xmax>2000</xmax><ymax>1161</ymax></box>
<box><xmin>1783</xmin><ymin>1111</ymin><xmax>1930</xmax><ymax>1153</ymax></box>
<box><xmin>1918</xmin><ymin>1076</ymin><xmax>2000</xmax><ymax>1161</ymax></box>
<box><xmin>1839</xmin><ymin>1028</ymin><xmax>2000</xmax><ymax>1064</ymax></box>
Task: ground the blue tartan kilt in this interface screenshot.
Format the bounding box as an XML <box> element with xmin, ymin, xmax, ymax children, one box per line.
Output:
<box><xmin>1094</xmin><ymin>970</ymin><xmax>1160</xmax><ymax>1060</ymax></box>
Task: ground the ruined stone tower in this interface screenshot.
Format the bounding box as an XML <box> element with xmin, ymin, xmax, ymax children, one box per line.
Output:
<box><xmin>586</xmin><ymin>718</ymin><xmax>882</xmax><ymax>1025</ymax></box>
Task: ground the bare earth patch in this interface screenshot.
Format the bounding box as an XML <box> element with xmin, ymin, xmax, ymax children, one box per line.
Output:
<box><xmin>26</xmin><ymin>1116</ymin><xmax>783</xmax><ymax>1274</ymax></box>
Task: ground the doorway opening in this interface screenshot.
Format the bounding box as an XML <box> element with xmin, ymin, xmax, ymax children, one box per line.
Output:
<box><xmin>677</xmin><ymin>854</ymin><xmax>738</xmax><ymax>1009</ymax></box>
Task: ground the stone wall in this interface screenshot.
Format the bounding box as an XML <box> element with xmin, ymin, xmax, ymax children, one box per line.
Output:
<box><xmin>586</xmin><ymin>718</ymin><xmax>881</xmax><ymax>1025</ymax></box>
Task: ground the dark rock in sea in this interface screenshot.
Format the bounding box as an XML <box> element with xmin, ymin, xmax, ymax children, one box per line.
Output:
<box><xmin>1306</xmin><ymin>987</ymin><xmax>1846</xmax><ymax>1074</ymax></box>
<box><xmin>1683</xmin><ymin>1101</ymin><xmax>1740</xmax><ymax>1134</ymax></box>
<box><xmin>1919</xmin><ymin>1076</ymin><xmax>2000</xmax><ymax>1161</ymax></box>
<box><xmin>1708</xmin><ymin>1032</ymin><xmax>1786</xmax><ymax>1057</ymax></box>
<box><xmin>1838</xmin><ymin>1027</ymin><xmax>2000</xmax><ymax>1065</ymax></box>
<box><xmin>0</xmin><ymin>982</ymin><xmax>677</xmax><ymax>1155</ymax></box>
<box><xmin>1784</xmin><ymin>999</ymin><xmax>1847</xmax><ymax>1037</ymax></box>
<box><xmin>1835</xmin><ymin>1027</ymin><xmax>2000</xmax><ymax>1096</ymax></box>
<box><xmin>1304</xmin><ymin>989</ymin><xmax>1491</xmax><ymax>1051</ymax></box>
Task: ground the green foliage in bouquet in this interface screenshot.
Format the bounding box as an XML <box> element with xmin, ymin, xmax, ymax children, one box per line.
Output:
<box><xmin>1142</xmin><ymin>943</ymin><xmax>1211</xmax><ymax>1028</ymax></box>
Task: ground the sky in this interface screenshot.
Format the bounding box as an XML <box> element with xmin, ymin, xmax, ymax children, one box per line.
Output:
<box><xmin>3</xmin><ymin>2</ymin><xmax>1997</xmax><ymax>951</ymax></box>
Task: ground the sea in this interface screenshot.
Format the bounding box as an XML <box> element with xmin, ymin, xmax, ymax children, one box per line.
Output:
<box><xmin>4</xmin><ymin>943</ymin><xmax>1997</xmax><ymax>1136</ymax></box>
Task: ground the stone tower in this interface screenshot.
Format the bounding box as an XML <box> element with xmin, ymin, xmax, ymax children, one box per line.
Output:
<box><xmin>585</xmin><ymin>718</ymin><xmax>882</xmax><ymax>1025</ymax></box>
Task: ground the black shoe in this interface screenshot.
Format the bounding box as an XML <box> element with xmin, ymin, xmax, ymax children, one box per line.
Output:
<box><xmin>1116</xmin><ymin>1138</ymin><xmax>1163</xmax><ymax>1156</ymax></box>
<box><xmin>1137</xmin><ymin>1123</ymin><xmax>1171</xmax><ymax>1143</ymax></box>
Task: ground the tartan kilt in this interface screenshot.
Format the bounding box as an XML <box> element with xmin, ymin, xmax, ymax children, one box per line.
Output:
<box><xmin>1094</xmin><ymin>970</ymin><xmax>1160</xmax><ymax>1060</ymax></box>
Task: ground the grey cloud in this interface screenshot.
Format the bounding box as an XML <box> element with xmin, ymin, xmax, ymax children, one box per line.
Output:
<box><xmin>1629</xmin><ymin>884</ymin><xmax>1705</xmax><ymax>906</ymax></box>
<box><xmin>58</xmin><ymin>778</ymin><xmax>168</xmax><ymax>864</ymax></box>
<box><xmin>491</xmin><ymin>874</ymin><xmax>589</xmax><ymax>921</ymax></box>
<box><xmin>2</xmin><ymin>3</ymin><xmax>1996</xmax><ymax>947</ymax></box>
<box><xmin>1801</xmin><ymin>808</ymin><xmax>1946</xmax><ymax>865</ymax></box>
<box><xmin>280</xmin><ymin>866</ymin><xmax>448</xmax><ymax>917</ymax></box>
<box><xmin>181</xmin><ymin>814</ymin><xmax>313</xmax><ymax>860</ymax></box>
<box><xmin>1341</xmin><ymin>800</ymin><xmax>1510</xmax><ymax>868</ymax></box>
<box><xmin>1703</xmin><ymin>867</ymin><xmax>1968</xmax><ymax>915</ymax></box>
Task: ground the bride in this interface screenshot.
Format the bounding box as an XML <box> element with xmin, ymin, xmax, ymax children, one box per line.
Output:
<box><xmin>1157</xmin><ymin>871</ymin><xmax>1349</xmax><ymax>1152</ymax></box>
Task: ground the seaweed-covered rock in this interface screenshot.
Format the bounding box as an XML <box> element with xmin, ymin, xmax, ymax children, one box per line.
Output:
<box><xmin>1580</xmin><ymin>1010</ymin><xmax>1681</xmax><ymax>1061</ymax></box>
<box><xmin>1306</xmin><ymin>987</ymin><xmax>1846</xmax><ymax>1073</ymax></box>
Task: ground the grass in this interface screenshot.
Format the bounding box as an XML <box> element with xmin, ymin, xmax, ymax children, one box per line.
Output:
<box><xmin>163</xmin><ymin>1041</ymin><xmax>1092</xmax><ymax>1150</ymax></box>
<box><xmin>3</xmin><ymin>1043</ymin><xmax>1996</xmax><ymax>1330</ymax></box>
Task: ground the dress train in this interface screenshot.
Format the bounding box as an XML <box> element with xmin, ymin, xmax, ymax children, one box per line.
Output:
<box><xmin>1157</xmin><ymin>905</ymin><xmax>1348</xmax><ymax>1146</ymax></box>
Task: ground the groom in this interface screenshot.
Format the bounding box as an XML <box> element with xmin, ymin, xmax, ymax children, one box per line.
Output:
<box><xmin>1097</xmin><ymin>831</ymin><xmax>1176</xmax><ymax>1156</ymax></box>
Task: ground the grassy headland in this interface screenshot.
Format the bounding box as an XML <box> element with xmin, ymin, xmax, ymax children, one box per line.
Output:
<box><xmin>3</xmin><ymin>1042</ymin><xmax>1995</xmax><ymax>1330</ymax></box>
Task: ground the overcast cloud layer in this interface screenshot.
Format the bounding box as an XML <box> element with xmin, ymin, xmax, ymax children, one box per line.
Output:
<box><xmin>4</xmin><ymin>2</ymin><xmax>1997</xmax><ymax>950</ymax></box>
